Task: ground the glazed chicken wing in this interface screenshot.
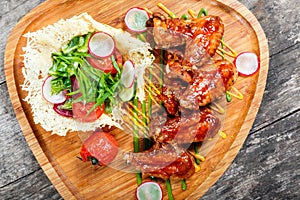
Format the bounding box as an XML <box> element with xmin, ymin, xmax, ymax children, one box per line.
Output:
<box><xmin>126</xmin><ymin>12</ymin><xmax>234</xmax><ymax>181</ymax></box>
<box><xmin>157</xmin><ymin>86</ymin><xmax>179</xmax><ymax>116</ymax></box>
<box><xmin>147</xmin><ymin>13</ymin><xmax>224</xmax><ymax>65</ymax></box>
<box><xmin>149</xmin><ymin>107</ymin><xmax>221</xmax><ymax>144</ymax></box>
<box><xmin>164</xmin><ymin>49</ymin><xmax>194</xmax><ymax>83</ymax></box>
<box><xmin>179</xmin><ymin>60</ymin><xmax>237</xmax><ymax>109</ymax></box>
<box><xmin>215</xmin><ymin>59</ymin><xmax>238</xmax><ymax>91</ymax></box>
<box><xmin>126</xmin><ymin>142</ymin><xmax>195</xmax><ymax>179</ymax></box>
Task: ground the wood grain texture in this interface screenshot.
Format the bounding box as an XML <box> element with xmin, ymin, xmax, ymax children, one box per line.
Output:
<box><xmin>1</xmin><ymin>0</ymin><xmax>299</xmax><ymax>199</ymax></box>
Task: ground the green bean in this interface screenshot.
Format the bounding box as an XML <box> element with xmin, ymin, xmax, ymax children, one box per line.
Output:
<box><xmin>147</xmin><ymin>72</ymin><xmax>153</xmax><ymax>117</ymax></box>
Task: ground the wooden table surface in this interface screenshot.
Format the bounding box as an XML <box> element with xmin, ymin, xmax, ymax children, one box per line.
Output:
<box><xmin>0</xmin><ymin>0</ymin><xmax>299</xmax><ymax>199</ymax></box>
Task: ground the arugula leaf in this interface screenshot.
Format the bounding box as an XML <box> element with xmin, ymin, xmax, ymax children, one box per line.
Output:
<box><xmin>48</xmin><ymin>32</ymin><xmax>123</xmax><ymax>116</ymax></box>
<box><xmin>50</xmin><ymin>77</ymin><xmax>71</xmax><ymax>95</ymax></box>
<box><xmin>62</xmin><ymin>36</ymin><xmax>83</xmax><ymax>54</ymax></box>
<box><xmin>78</xmin><ymin>32</ymin><xmax>92</xmax><ymax>53</ymax></box>
<box><xmin>60</xmin><ymin>99</ymin><xmax>73</xmax><ymax>110</ymax></box>
<box><xmin>111</xmin><ymin>55</ymin><xmax>121</xmax><ymax>74</ymax></box>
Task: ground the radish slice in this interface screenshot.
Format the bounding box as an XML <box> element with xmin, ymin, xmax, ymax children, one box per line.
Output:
<box><xmin>53</xmin><ymin>103</ymin><xmax>73</xmax><ymax>117</ymax></box>
<box><xmin>125</xmin><ymin>7</ymin><xmax>150</xmax><ymax>32</ymax></box>
<box><xmin>88</xmin><ymin>32</ymin><xmax>115</xmax><ymax>58</ymax></box>
<box><xmin>42</xmin><ymin>76</ymin><xmax>66</xmax><ymax>104</ymax></box>
<box><xmin>118</xmin><ymin>86</ymin><xmax>135</xmax><ymax>102</ymax></box>
<box><xmin>234</xmin><ymin>52</ymin><xmax>260</xmax><ymax>76</ymax></box>
<box><xmin>136</xmin><ymin>181</ymin><xmax>163</xmax><ymax>200</ymax></box>
<box><xmin>121</xmin><ymin>60</ymin><xmax>135</xmax><ymax>88</ymax></box>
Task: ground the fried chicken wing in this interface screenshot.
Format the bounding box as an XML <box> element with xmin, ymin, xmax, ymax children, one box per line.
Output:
<box><xmin>179</xmin><ymin>60</ymin><xmax>237</xmax><ymax>109</ymax></box>
<box><xmin>215</xmin><ymin>59</ymin><xmax>238</xmax><ymax>91</ymax></box>
<box><xmin>149</xmin><ymin>107</ymin><xmax>221</xmax><ymax>144</ymax></box>
<box><xmin>157</xmin><ymin>86</ymin><xmax>179</xmax><ymax>116</ymax></box>
<box><xmin>164</xmin><ymin>49</ymin><xmax>193</xmax><ymax>83</ymax></box>
<box><xmin>146</xmin><ymin>13</ymin><xmax>188</xmax><ymax>48</ymax></box>
<box><xmin>147</xmin><ymin>13</ymin><xmax>224</xmax><ymax>64</ymax></box>
<box><xmin>127</xmin><ymin>12</ymin><xmax>234</xmax><ymax>181</ymax></box>
<box><xmin>126</xmin><ymin>142</ymin><xmax>195</xmax><ymax>179</ymax></box>
<box><xmin>186</xmin><ymin>16</ymin><xmax>225</xmax><ymax>56</ymax></box>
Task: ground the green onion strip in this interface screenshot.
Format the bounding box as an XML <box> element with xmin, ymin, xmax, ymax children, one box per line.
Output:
<box><xmin>194</xmin><ymin>144</ymin><xmax>201</xmax><ymax>165</ymax></box>
<box><xmin>141</xmin><ymin>100</ymin><xmax>151</xmax><ymax>150</ymax></box>
<box><xmin>181</xmin><ymin>179</ymin><xmax>187</xmax><ymax>191</ymax></box>
<box><xmin>147</xmin><ymin>71</ymin><xmax>153</xmax><ymax>117</ymax></box>
<box><xmin>133</xmin><ymin>98</ymin><xmax>142</xmax><ymax>185</ymax></box>
<box><xmin>221</xmin><ymin>38</ymin><xmax>225</xmax><ymax>60</ymax></box>
<box><xmin>166</xmin><ymin>179</ymin><xmax>175</xmax><ymax>200</ymax></box>
<box><xmin>226</xmin><ymin>91</ymin><xmax>232</xmax><ymax>102</ymax></box>
<box><xmin>133</xmin><ymin>99</ymin><xmax>139</xmax><ymax>153</ymax></box>
<box><xmin>197</xmin><ymin>8</ymin><xmax>208</xmax><ymax>18</ymax></box>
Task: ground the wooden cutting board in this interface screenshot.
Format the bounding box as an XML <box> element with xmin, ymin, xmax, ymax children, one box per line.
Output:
<box><xmin>4</xmin><ymin>0</ymin><xmax>268</xmax><ymax>199</ymax></box>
